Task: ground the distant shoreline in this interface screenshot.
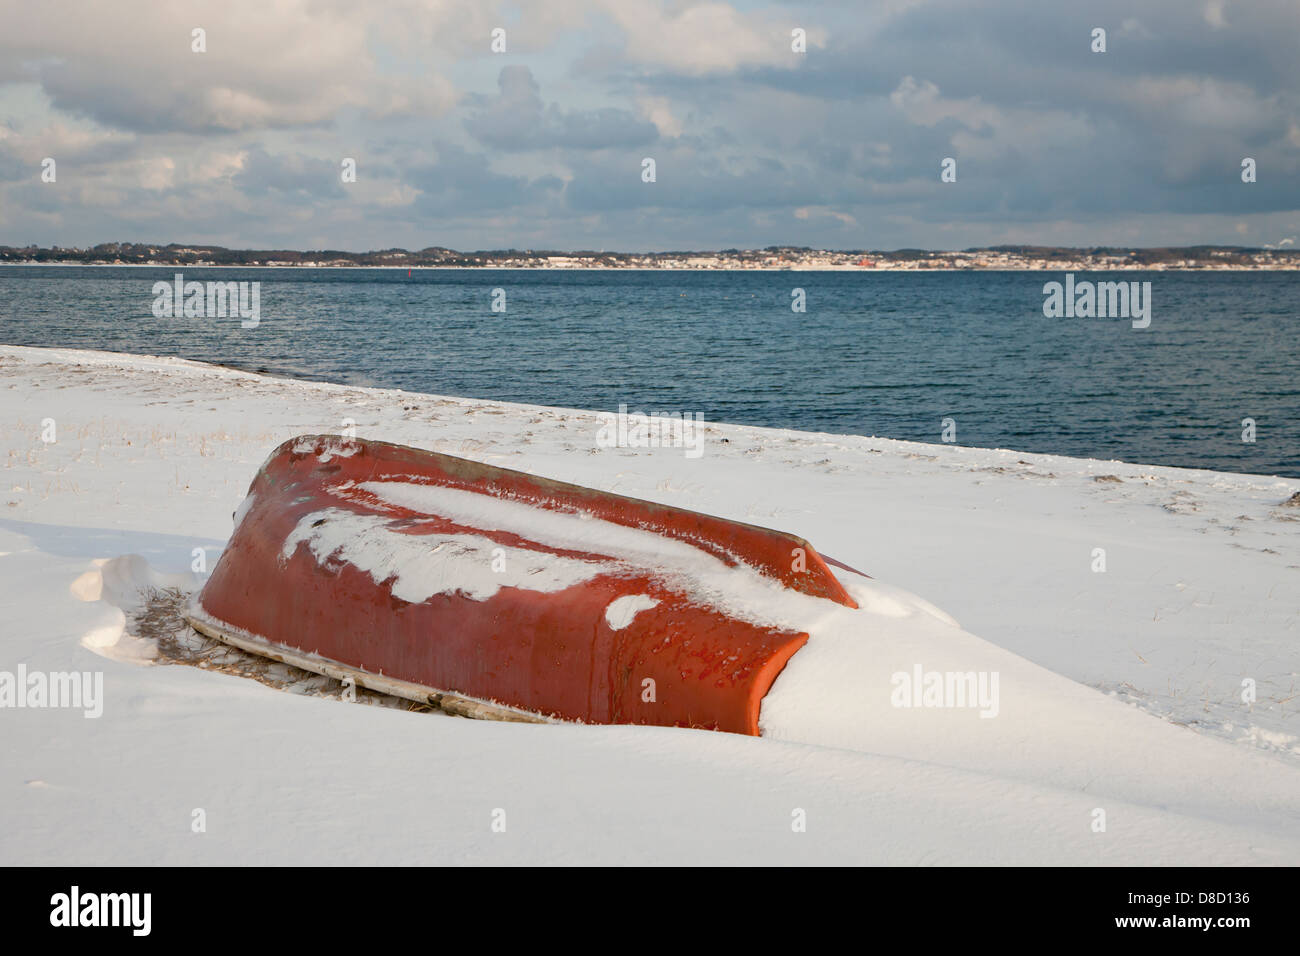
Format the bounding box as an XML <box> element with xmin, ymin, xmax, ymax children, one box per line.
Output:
<box><xmin>4</xmin><ymin>243</ymin><xmax>1299</xmax><ymax>272</ymax></box>
<box><xmin>3</xmin><ymin>262</ymin><xmax>1299</xmax><ymax>272</ymax></box>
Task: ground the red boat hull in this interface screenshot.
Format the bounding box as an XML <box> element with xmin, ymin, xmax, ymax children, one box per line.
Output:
<box><xmin>193</xmin><ymin>435</ymin><xmax>857</xmax><ymax>735</ymax></box>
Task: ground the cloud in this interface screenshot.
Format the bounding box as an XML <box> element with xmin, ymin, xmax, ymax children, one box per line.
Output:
<box><xmin>0</xmin><ymin>115</ymin><xmax>134</xmax><ymax>165</ymax></box>
<box><xmin>464</xmin><ymin>67</ymin><xmax>658</xmax><ymax>151</ymax></box>
<box><xmin>1</xmin><ymin>0</ymin><xmax>1299</xmax><ymax>250</ymax></box>
<box><xmin>232</xmin><ymin>149</ymin><xmax>346</xmax><ymax>199</ymax></box>
<box><xmin>590</xmin><ymin>1</ymin><xmax>827</xmax><ymax>75</ymax></box>
<box><xmin>405</xmin><ymin>143</ymin><xmax>564</xmax><ymax>217</ymax></box>
<box><xmin>0</xmin><ymin>0</ymin><xmax>459</xmax><ymax>134</ymax></box>
<box><xmin>636</xmin><ymin>96</ymin><xmax>683</xmax><ymax>138</ymax></box>
<box><xmin>889</xmin><ymin>77</ymin><xmax>998</xmax><ymax>130</ymax></box>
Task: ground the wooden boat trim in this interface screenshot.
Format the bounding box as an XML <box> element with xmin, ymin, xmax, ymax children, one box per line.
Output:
<box><xmin>184</xmin><ymin>601</ymin><xmax>551</xmax><ymax>725</ymax></box>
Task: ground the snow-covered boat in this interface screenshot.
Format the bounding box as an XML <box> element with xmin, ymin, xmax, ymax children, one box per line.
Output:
<box><xmin>186</xmin><ymin>434</ymin><xmax>860</xmax><ymax>734</ymax></box>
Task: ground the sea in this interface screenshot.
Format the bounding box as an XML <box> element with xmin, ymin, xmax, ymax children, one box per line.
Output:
<box><xmin>2</xmin><ymin>266</ymin><xmax>1296</xmax><ymax>477</ymax></box>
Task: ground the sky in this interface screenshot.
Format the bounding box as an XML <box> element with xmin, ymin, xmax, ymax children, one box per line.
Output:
<box><xmin>1</xmin><ymin>0</ymin><xmax>1298</xmax><ymax>252</ymax></box>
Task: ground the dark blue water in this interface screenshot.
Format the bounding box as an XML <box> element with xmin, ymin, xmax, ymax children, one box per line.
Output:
<box><xmin>2</xmin><ymin>266</ymin><xmax>1297</xmax><ymax>477</ymax></box>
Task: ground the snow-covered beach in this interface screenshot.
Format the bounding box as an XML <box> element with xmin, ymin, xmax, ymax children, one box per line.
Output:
<box><xmin>2</xmin><ymin>343</ymin><xmax>1298</xmax><ymax>865</ymax></box>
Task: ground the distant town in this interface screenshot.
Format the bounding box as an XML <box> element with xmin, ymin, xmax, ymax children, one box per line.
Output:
<box><xmin>2</xmin><ymin>242</ymin><xmax>1299</xmax><ymax>270</ymax></box>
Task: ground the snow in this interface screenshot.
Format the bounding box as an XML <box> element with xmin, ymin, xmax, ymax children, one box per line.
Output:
<box><xmin>1</xmin><ymin>343</ymin><xmax>1298</xmax><ymax>865</ymax></box>
<box><xmin>604</xmin><ymin>594</ymin><xmax>660</xmax><ymax>630</ymax></box>
<box><xmin>351</xmin><ymin>478</ymin><xmax>843</xmax><ymax>630</ymax></box>
<box><xmin>282</xmin><ymin>506</ymin><xmax>608</xmax><ymax>604</ymax></box>
<box><xmin>293</xmin><ymin>435</ymin><xmax>358</xmax><ymax>463</ymax></box>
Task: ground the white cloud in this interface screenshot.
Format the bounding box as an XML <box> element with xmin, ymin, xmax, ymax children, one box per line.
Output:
<box><xmin>793</xmin><ymin>205</ymin><xmax>857</xmax><ymax>227</ymax></box>
<box><xmin>136</xmin><ymin>156</ymin><xmax>175</xmax><ymax>191</ymax></box>
<box><xmin>890</xmin><ymin>77</ymin><xmax>998</xmax><ymax>130</ymax></box>
<box><xmin>0</xmin><ymin>117</ymin><xmax>132</xmax><ymax>163</ymax></box>
<box><xmin>637</xmin><ymin>95</ymin><xmax>682</xmax><ymax>138</ymax></box>
<box><xmin>1124</xmin><ymin>75</ymin><xmax>1278</xmax><ymax>132</ymax></box>
<box><xmin>596</xmin><ymin>1</ymin><xmax>823</xmax><ymax>75</ymax></box>
<box><xmin>0</xmin><ymin>0</ymin><xmax>465</xmax><ymax>133</ymax></box>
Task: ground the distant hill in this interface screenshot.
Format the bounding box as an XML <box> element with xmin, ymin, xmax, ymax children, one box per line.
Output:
<box><xmin>1</xmin><ymin>241</ymin><xmax>1296</xmax><ymax>268</ymax></box>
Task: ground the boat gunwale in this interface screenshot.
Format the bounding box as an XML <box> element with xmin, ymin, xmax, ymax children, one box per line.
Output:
<box><xmin>183</xmin><ymin>599</ymin><xmax>553</xmax><ymax>725</ymax></box>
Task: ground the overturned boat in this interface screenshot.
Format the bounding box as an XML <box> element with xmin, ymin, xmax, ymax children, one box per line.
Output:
<box><xmin>187</xmin><ymin>435</ymin><xmax>861</xmax><ymax>735</ymax></box>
